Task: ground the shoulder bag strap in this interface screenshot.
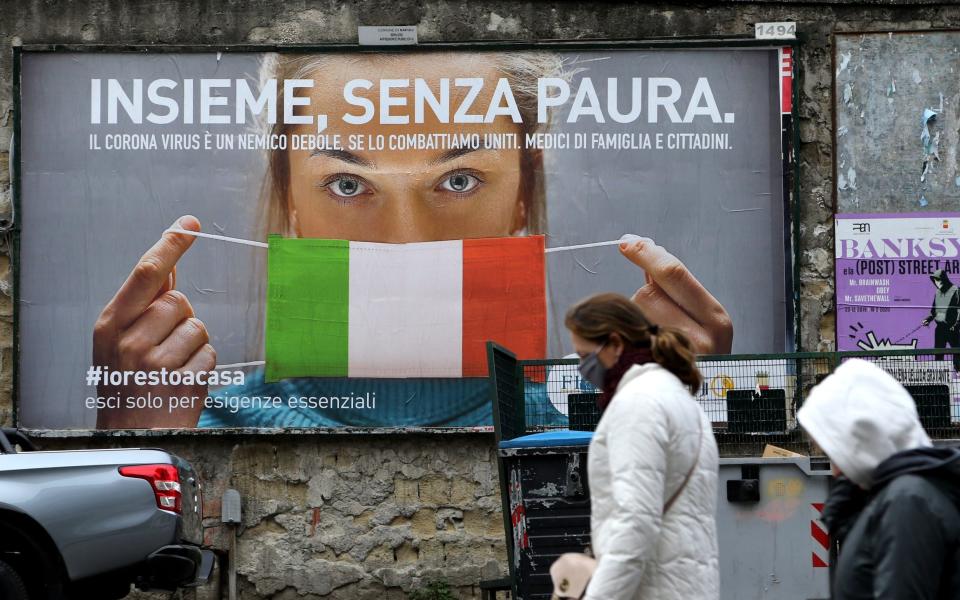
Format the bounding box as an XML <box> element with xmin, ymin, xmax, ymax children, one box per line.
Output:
<box><xmin>664</xmin><ymin>412</ymin><xmax>703</xmax><ymax>514</ymax></box>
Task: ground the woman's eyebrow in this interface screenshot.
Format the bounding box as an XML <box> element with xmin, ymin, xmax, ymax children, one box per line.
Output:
<box><xmin>310</xmin><ymin>148</ymin><xmax>376</xmax><ymax>168</ymax></box>
<box><xmin>429</xmin><ymin>142</ymin><xmax>498</xmax><ymax>166</ymax></box>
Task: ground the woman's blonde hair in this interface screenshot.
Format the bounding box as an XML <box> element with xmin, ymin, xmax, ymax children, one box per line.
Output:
<box><xmin>565</xmin><ymin>293</ymin><xmax>703</xmax><ymax>394</ymax></box>
<box><xmin>254</xmin><ymin>51</ymin><xmax>567</xmax><ymax>239</ymax></box>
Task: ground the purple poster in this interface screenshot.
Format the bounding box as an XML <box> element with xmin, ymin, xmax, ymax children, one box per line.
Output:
<box><xmin>836</xmin><ymin>213</ymin><xmax>960</xmax><ymax>352</ymax></box>
<box><xmin>837</xmin><ymin>213</ymin><xmax>960</xmax><ymax>427</ymax></box>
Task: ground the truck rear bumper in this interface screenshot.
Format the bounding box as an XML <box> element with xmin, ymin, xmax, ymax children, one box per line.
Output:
<box><xmin>140</xmin><ymin>545</ymin><xmax>215</xmax><ymax>590</ymax></box>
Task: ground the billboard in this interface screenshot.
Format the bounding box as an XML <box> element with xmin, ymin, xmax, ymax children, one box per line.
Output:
<box><xmin>16</xmin><ymin>46</ymin><xmax>794</xmax><ymax>429</ymax></box>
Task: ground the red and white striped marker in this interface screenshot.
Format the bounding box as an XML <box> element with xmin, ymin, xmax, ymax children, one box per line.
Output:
<box><xmin>811</xmin><ymin>503</ymin><xmax>829</xmax><ymax>568</ymax></box>
<box><xmin>779</xmin><ymin>47</ymin><xmax>794</xmax><ymax>114</ymax></box>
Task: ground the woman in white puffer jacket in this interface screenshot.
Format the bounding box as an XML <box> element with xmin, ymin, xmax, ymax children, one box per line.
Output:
<box><xmin>565</xmin><ymin>293</ymin><xmax>720</xmax><ymax>600</ymax></box>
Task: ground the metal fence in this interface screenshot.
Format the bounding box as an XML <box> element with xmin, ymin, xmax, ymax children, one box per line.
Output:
<box><xmin>840</xmin><ymin>349</ymin><xmax>960</xmax><ymax>442</ymax></box>
<box><xmin>694</xmin><ymin>353</ymin><xmax>836</xmax><ymax>456</ymax></box>
<box><xmin>488</xmin><ymin>344</ymin><xmax>960</xmax><ymax>456</ymax></box>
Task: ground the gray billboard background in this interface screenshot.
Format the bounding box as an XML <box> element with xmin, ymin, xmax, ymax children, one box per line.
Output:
<box><xmin>18</xmin><ymin>49</ymin><xmax>787</xmax><ymax>428</ymax></box>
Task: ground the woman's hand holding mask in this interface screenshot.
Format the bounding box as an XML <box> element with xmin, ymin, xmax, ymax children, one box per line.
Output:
<box><xmin>92</xmin><ymin>216</ymin><xmax>213</xmax><ymax>428</ymax></box>
<box><xmin>618</xmin><ymin>237</ymin><xmax>733</xmax><ymax>354</ymax></box>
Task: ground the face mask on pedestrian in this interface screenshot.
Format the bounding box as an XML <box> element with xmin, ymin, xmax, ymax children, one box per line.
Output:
<box><xmin>579</xmin><ymin>341</ymin><xmax>607</xmax><ymax>389</ymax></box>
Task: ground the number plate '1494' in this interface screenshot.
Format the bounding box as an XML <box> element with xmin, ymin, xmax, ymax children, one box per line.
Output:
<box><xmin>755</xmin><ymin>22</ymin><xmax>797</xmax><ymax>40</ymax></box>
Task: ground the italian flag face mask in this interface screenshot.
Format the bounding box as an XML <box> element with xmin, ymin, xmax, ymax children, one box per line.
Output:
<box><xmin>264</xmin><ymin>235</ymin><xmax>547</xmax><ymax>381</ymax></box>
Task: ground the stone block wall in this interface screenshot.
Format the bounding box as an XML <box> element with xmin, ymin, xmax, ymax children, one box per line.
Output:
<box><xmin>41</xmin><ymin>433</ymin><xmax>506</xmax><ymax>599</ymax></box>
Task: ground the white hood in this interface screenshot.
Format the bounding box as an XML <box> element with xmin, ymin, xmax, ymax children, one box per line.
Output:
<box><xmin>797</xmin><ymin>358</ymin><xmax>931</xmax><ymax>489</ymax></box>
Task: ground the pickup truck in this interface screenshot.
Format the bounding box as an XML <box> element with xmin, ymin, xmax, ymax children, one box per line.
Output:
<box><xmin>0</xmin><ymin>428</ymin><xmax>214</xmax><ymax>600</ymax></box>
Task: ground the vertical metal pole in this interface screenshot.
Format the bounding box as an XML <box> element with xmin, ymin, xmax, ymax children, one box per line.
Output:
<box><xmin>228</xmin><ymin>524</ymin><xmax>237</xmax><ymax>600</ymax></box>
<box><xmin>221</xmin><ymin>489</ymin><xmax>242</xmax><ymax>600</ymax></box>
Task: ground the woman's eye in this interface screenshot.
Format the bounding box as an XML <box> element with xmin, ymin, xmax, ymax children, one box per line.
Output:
<box><xmin>439</xmin><ymin>172</ymin><xmax>481</xmax><ymax>193</ymax></box>
<box><xmin>326</xmin><ymin>176</ymin><xmax>368</xmax><ymax>198</ymax></box>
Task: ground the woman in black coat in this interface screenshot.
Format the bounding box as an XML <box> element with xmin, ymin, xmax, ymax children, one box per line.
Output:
<box><xmin>798</xmin><ymin>359</ymin><xmax>960</xmax><ymax>599</ymax></box>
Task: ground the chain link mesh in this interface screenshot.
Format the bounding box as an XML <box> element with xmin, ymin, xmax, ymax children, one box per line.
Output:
<box><xmin>490</xmin><ymin>346</ymin><xmax>960</xmax><ymax>456</ymax></box>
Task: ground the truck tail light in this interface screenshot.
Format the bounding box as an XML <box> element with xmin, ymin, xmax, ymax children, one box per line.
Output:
<box><xmin>120</xmin><ymin>464</ymin><xmax>182</xmax><ymax>514</ymax></box>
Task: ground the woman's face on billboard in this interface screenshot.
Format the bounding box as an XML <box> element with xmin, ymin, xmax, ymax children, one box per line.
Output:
<box><xmin>286</xmin><ymin>55</ymin><xmax>528</xmax><ymax>243</ymax></box>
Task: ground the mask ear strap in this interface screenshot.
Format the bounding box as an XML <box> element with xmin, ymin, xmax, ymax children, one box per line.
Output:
<box><xmin>594</xmin><ymin>336</ymin><xmax>614</xmax><ymax>359</ymax></box>
<box><xmin>166</xmin><ymin>227</ymin><xmax>269</xmax><ymax>248</ymax></box>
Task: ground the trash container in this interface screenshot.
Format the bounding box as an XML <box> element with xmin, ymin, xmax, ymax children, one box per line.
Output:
<box><xmin>498</xmin><ymin>430</ymin><xmax>593</xmax><ymax>600</ymax></box>
<box><xmin>718</xmin><ymin>456</ymin><xmax>832</xmax><ymax>600</ymax></box>
<box><xmin>497</xmin><ymin>433</ymin><xmax>835</xmax><ymax>600</ymax></box>
<box><xmin>487</xmin><ymin>343</ymin><xmax>834</xmax><ymax>600</ymax></box>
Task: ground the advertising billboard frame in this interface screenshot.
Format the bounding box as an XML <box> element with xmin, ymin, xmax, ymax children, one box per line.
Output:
<box><xmin>11</xmin><ymin>37</ymin><xmax>801</xmax><ymax>435</ymax></box>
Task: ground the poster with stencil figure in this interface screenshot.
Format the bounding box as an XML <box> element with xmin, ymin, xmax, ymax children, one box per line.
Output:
<box><xmin>836</xmin><ymin>213</ymin><xmax>960</xmax><ymax>358</ymax></box>
<box><xmin>836</xmin><ymin>213</ymin><xmax>960</xmax><ymax>425</ymax></box>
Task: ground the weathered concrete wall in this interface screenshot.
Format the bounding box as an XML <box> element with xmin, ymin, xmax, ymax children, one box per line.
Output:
<box><xmin>3</xmin><ymin>1</ymin><xmax>960</xmax><ymax>598</ymax></box>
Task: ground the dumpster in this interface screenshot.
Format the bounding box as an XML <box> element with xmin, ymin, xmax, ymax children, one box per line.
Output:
<box><xmin>717</xmin><ymin>456</ymin><xmax>832</xmax><ymax>600</ymax></box>
<box><xmin>487</xmin><ymin>342</ymin><xmax>837</xmax><ymax>600</ymax></box>
<box><xmin>487</xmin><ymin>343</ymin><xmax>960</xmax><ymax>599</ymax></box>
<box><xmin>496</xmin><ymin>429</ymin><xmax>833</xmax><ymax>600</ymax></box>
<box><xmin>498</xmin><ymin>430</ymin><xmax>593</xmax><ymax>600</ymax></box>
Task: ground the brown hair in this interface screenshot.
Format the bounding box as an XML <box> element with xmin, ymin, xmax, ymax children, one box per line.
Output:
<box><xmin>564</xmin><ymin>293</ymin><xmax>702</xmax><ymax>394</ymax></box>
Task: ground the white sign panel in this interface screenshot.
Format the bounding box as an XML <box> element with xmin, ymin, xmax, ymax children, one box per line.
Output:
<box><xmin>358</xmin><ymin>26</ymin><xmax>418</xmax><ymax>46</ymax></box>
